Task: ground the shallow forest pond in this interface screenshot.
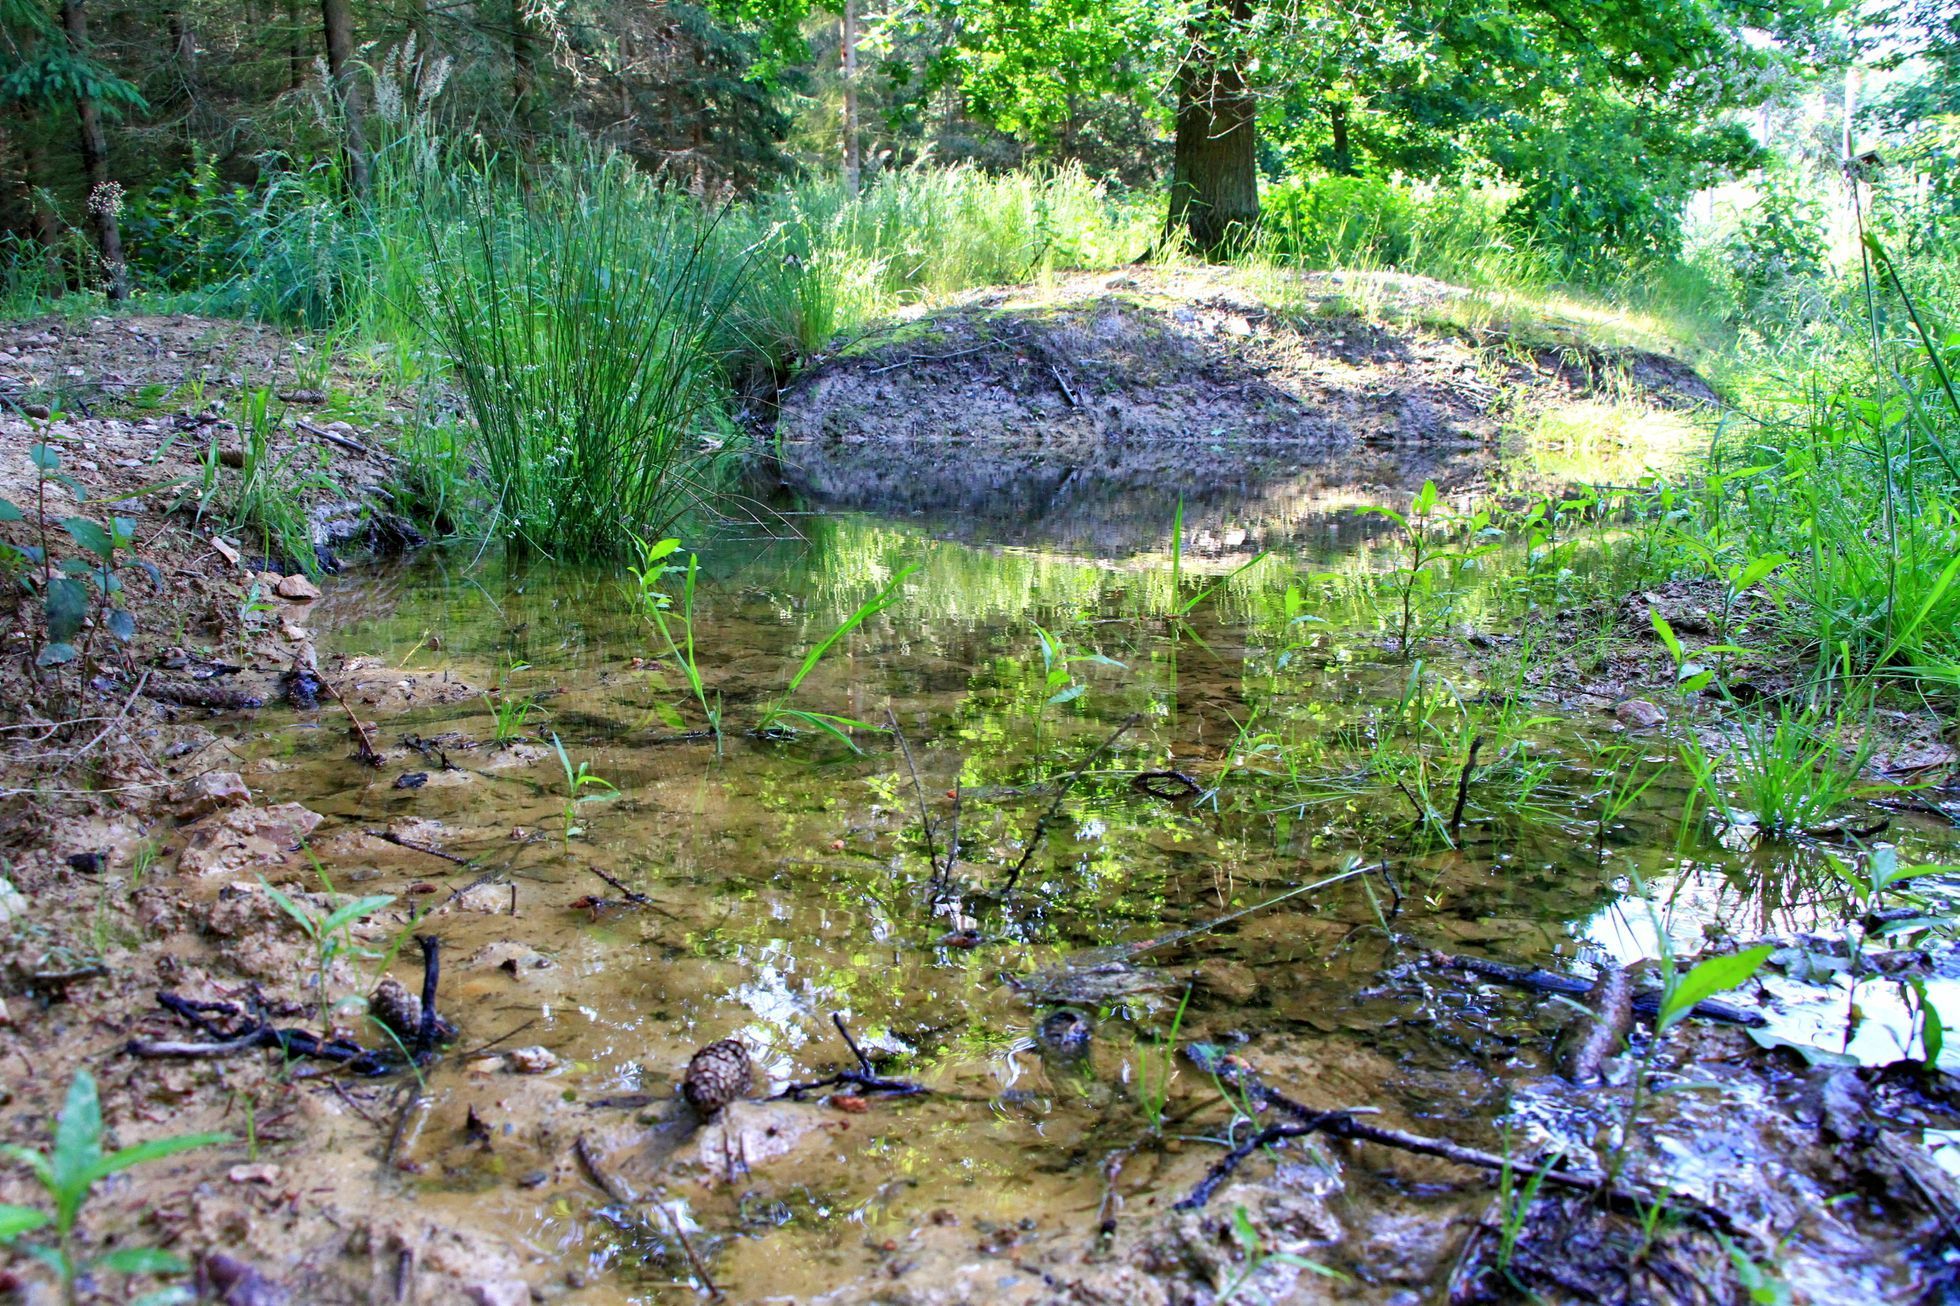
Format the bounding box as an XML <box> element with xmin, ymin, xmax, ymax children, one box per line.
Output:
<box><xmin>235</xmin><ymin>459</ymin><xmax>1959</xmax><ymax>1303</ymax></box>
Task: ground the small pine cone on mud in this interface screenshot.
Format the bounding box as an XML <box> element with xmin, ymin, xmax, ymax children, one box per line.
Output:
<box><xmin>683</xmin><ymin>1038</ymin><xmax>754</xmax><ymax>1115</ymax></box>
<box><xmin>368</xmin><ymin>976</ymin><xmax>456</xmax><ymax>1044</ymax></box>
<box><xmin>369</xmin><ymin>977</ymin><xmax>423</xmax><ymax>1041</ymax></box>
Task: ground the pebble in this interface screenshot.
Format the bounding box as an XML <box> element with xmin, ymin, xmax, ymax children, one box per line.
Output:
<box><xmin>275</xmin><ymin>574</ymin><xmax>321</xmax><ymax>601</ymax></box>
<box><xmin>1614</xmin><ymin>699</ymin><xmax>1667</xmax><ymax>729</ymax></box>
<box><xmin>506</xmin><ymin>1045</ymin><xmax>560</xmax><ymax>1074</ymax></box>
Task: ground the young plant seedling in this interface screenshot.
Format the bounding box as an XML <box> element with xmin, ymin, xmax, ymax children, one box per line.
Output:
<box><xmin>0</xmin><ymin>1069</ymin><xmax>228</xmax><ymax>1305</ymax></box>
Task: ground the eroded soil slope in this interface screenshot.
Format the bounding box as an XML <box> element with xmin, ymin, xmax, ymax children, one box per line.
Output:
<box><xmin>773</xmin><ymin>267</ymin><xmax>1716</xmax><ymax>518</ymax></box>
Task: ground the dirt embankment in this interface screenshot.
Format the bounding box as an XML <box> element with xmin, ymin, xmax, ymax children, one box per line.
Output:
<box><xmin>772</xmin><ymin>267</ymin><xmax>1716</xmax><ymax>523</ymax></box>
<box><xmin>0</xmin><ymin>315</ymin><xmax>512</xmax><ymax>1304</ymax></box>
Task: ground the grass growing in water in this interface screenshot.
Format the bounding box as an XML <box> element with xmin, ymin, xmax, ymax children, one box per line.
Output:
<box><xmin>418</xmin><ymin>158</ymin><xmax>749</xmax><ymax>558</ymax></box>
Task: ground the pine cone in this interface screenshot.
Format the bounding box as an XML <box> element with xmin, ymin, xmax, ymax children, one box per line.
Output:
<box><xmin>683</xmin><ymin>1038</ymin><xmax>753</xmax><ymax>1115</ymax></box>
<box><xmin>369</xmin><ymin>977</ymin><xmax>422</xmax><ymax>1042</ymax></box>
<box><xmin>368</xmin><ymin>976</ymin><xmax>455</xmax><ymax>1045</ymax></box>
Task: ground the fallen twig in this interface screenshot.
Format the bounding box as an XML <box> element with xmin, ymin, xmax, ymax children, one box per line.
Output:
<box><xmin>1429</xmin><ymin>950</ymin><xmax>1767</xmax><ymax>1028</ymax></box>
<box><xmin>575</xmin><ymin>1134</ymin><xmax>723</xmax><ymax>1300</ymax></box>
<box><xmin>1177</xmin><ymin>1043</ymin><xmax>1750</xmax><ymax>1240</ymax></box>
<box><xmin>319</xmin><ymin>674</ymin><xmax>384</xmax><ymax>766</ymax></box>
<box><xmin>1448</xmin><ymin>735</ymin><xmax>1484</xmax><ymax>839</ymax></box>
<box><xmin>779</xmin><ymin>1013</ymin><xmax>926</xmax><ymax>1101</ymax></box>
<box><xmin>1001</xmin><ymin>714</ymin><xmax>1141</xmax><ymax>892</ymax></box>
<box><xmin>53</xmin><ymin>671</ymin><xmax>151</xmax><ymax>778</ymax></box>
<box><xmin>1131</xmin><ymin>769</ymin><xmax>1201</xmax><ymax>801</ymax></box>
<box><xmin>367</xmin><ymin>829</ymin><xmax>475</xmax><ymax>867</ymax></box>
<box><xmin>886</xmin><ymin>706</ymin><xmax>941</xmax><ymax>880</ymax></box>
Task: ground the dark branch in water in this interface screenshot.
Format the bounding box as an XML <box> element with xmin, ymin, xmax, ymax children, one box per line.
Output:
<box><xmin>1000</xmin><ymin>713</ymin><xmax>1141</xmax><ymax>892</ymax></box>
<box><xmin>1131</xmin><ymin>769</ymin><xmax>1201</xmax><ymax>801</ymax></box>
<box><xmin>1449</xmin><ymin>735</ymin><xmax>1484</xmax><ymax>839</ymax></box>
<box><xmin>886</xmin><ymin>705</ymin><xmax>941</xmax><ymax>881</ymax></box>
<box><xmin>367</xmin><ymin>828</ymin><xmax>475</xmax><ymax>866</ymax></box>
<box><xmin>779</xmin><ymin>1013</ymin><xmax>926</xmax><ymax>1100</ymax></box>
<box><xmin>1176</xmin><ymin>1043</ymin><xmax>1752</xmax><ymax>1241</ymax></box>
<box><xmin>414</xmin><ymin>935</ymin><xmax>442</xmax><ymax>1061</ymax></box>
<box><xmin>1429</xmin><ymin>951</ymin><xmax>1768</xmax><ymax>1027</ymax></box>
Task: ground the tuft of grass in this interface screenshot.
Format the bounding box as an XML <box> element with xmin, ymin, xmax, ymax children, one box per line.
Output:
<box><xmin>417</xmin><ymin>156</ymin><xmax>749</xmax><ymax>559</ymax></box>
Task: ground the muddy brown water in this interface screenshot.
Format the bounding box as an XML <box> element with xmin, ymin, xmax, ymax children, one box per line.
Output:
<box><xmin>233</xmin><ymin>460</ymin><xmax>1960</xmax><ymax>1303</ymax></box>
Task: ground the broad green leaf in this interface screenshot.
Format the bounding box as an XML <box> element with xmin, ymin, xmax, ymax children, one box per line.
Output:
<box><xmin>29</xmin><ymin>443</ymin><xmax>60</xmax><ymax>472</ymax></box>
<box><xmin>51</xmin><ymin>1070</ymin><xmax>105</xmax><ymax>1225</ymax></box>
<box><xmin>44</xmin><ymin>576</ymin><xmax>88</xmax><ymax>642</ymax></box>
<box><xmin>0</xmin><ymin>1143</ymin><xmax>53</xmax><ymax>1188</ymax></box>
<box><xmin>93</xmin><ymin>1131</ymin><xmax>230</xmax><ymax>1181</ymax></box>
<box><xmin>35</xmin><ymin>641</ymin><xmax>78</xmax><ymax>667</ymax></box>
<box><xmin>0</xmin><ymin>497</ymin><xmax>21</xmax><ymax>522</ymax></box>
<box><xmin>319</xmin><ymin>895</ymin><xmax>396</xmax><ymax>937</ymax></box>
<box><xmin>256</xmin><ymin>877</ymin><xmax>319</xmax><ymax>939</ymax></box>
<box><xmin>0</xmin><ymin>1204</ymin><xmax>49</xmax><ymax>1240</ymax></box>
<box><xmin>1047</xmin><ymin>683</ymin><xmax>1087</xmax><ymax>706</ymax></box>
<box><xmin>106</xmin><ymin>608</ymin><xmax>136</xmax><ymax>641</ymax></box>
<box><xmin>61</xmin><ymin>517</ymin><xmax>114</xmax><ymax>561</ymax></box>
<box><xmin>1650</xmin><ymin>611</ymin><xmax>1683</xmax><ymax>663</ymax></box>
<box><xmin>1658</xmin><ymin>945</ymin><xmax>1772</xmax><ymax>1035</ymax></box>
<box><xmin>1729</xmin><ymin>553</ymin><xmax>1787</xmax><ymax>592</ymax></box>
<box><xmin>93</xmin><ymin>1246</ymin><xmax>188</xmax><ymax>1275</ymax></box>
<box><xmin>1413</xmin><ymin>479</ymin><xmax>1439</xmax><ymax>515</ymax></box>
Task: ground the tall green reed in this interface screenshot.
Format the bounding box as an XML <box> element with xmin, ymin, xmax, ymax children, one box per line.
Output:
<box><xmin>418</xmin><ymin>158</ymin><xmax>751</xmax><ymax>557</ymax></box>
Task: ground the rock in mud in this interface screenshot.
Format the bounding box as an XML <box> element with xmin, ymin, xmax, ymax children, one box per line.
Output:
<box><xmin>274</xmin><ymin>573</ymin><xmax>321</xmax><ymax>601</ymax></box>
<box><xmin>694</xmin><ymin>1099</ymin><xmax>830</xmax><ymax>1175</ymax></box>
<box><xmin>1614</xmin><ymin>699</ymin><xmax>1667</xmax><ymax>729</ymax></box>
<box><xmin>177</xmin><ymin>803</ymin><xmax>323</xmax><ymax>877</ymax></box>
<box><xmin>506</xmin><ymin>1045</ymin><xmax>559</xmax><ymax>1074</ymax></box>
<box><xmin>683</xmin><ymin>1038</ymin><xmax>754</xmax><ymax>1114</ymax></box>
<box><xmin>173</xmin><ymin>769</ymin><xmax>251</xmax><ymax>821</ymax></box>
<box><xmin>1554</xmin><ymin>962</ymin><xmax>1634</xmax><ymax>1082</ymax></box>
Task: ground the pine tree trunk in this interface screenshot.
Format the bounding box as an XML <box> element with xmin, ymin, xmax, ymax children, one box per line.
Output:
<box><xmin>841</xmin><ymin>0</ymin><xmax>861</xmax><ymax>194</ymax></box>
<box><xmin>1167</xmin><ymin>0</ymin><xmax>1259</xmax><ymax>256</ymax></box>
<box><xmin>21</xmin><ymin>120</ymin><xmax>65</xmax><ymax>295</ymax></box>
<box><xmin>1329</xmin><ymin>101</ymin><xmax>1353</xmax><ymax>176</ymax></box>
<box><xmin>320</xmin><ymin>0</ymin><xmax>370</xmax><ymax>197</ymax></box>
<box><xmin>511</xmin><ymin>0</ymin><xmax>536</xmax><ymax>139</ymax></box>
<box><xmin>59</xmin><ymin>0</ymin><xmax>127</xmax><ymax>299</ymax></box>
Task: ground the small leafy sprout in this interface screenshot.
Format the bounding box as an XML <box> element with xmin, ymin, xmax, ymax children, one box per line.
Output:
<box><xmin>1137</xmin><ymin>986</ymin><xmax>1192</xmax><ymax>1135</ymax></box>
<box><xmin>1217</xmin><ymin>1203</ymin><xmax>1346</xmax><ymax>1301</ymax></box>
<box><xmin>258</xmin><ymin>873</ymin><xmax>397</xmax><ymax>1031</ymax></box>
<box><xmin>1495</xmin><ymin>1128</ymin><xmax>1562</xmax><ymax>1277</ymax></box>
<box><xmin>1655</xmin><ymin>945</ymin><xmax>1773</xmax><ymax>1037</ymax></box>
<box><xmin>1031</xmin><ymin>620</ymin><xmax>1125</xmax><ymax>711</ymax></box>
<box><xmin>481</xmin><ymin>658</ymin><xmax>544</xmax><ymax>743</ymax></box>
<box><xmin>1167</xmin><ymin>495</ymin><xmax>1270</xmax><ymax>626</ymax></box>
<box><xmin>627</xmin><ymin>535</ymin><xmax>721</xmax><ymax>752</ymax></box>
<box><xmin>753</xmin><ymin>563</ymin><xmax>917</xmax><ymax>751</ymax></box>
<box><xmin>0</xmin><ymin>1068</ymin><xmax>228</xmax><ymax>1305</ymax></box>
<box><xmin>551</xmin><ymin>732</ymin><xmax>618</xmax><ymax>839</ymax></box>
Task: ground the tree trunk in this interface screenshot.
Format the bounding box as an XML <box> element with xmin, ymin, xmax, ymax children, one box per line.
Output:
<box><xmin>21</xmin><ymin>120</ymin><xmax>65</xmax><ymax>295</ymax></box>
<box><xmin>841</xmin><ymin>0</ymin><xmax>861</xmax><ymax>194</ymax></box>
<box><xmin>320</xmin><ymin>0</ymin><xmax>370</xmax><ymax>197</ymax></box>
<box><xmin>1329</xmin><ymin>100</ymin><xmax>1353</xmax><ymax>176</ymax></box>
<box><xmin>288</xmin><ymin>0</ymin><xmax>305</xmax><ymax>91</ymax></box>
<box><xmin>1167</xmin><ymin>0</ymin><xmax>1259</xmax><ymax>256</ymax></box>
<box><xmin>511</xmin><ymin>0</ymin><xmax>536</xmax><ymax>139</ymax></box>
<box><xmin>59</xmin><ymin>0</ymin><xmax>126</xmax><ymax>299</ymax></box>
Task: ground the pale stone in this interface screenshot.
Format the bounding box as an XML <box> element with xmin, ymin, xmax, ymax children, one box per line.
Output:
<box><xmin>173</xmin><ymin>770</ymin><xmax>251</xmax><ymax>822</ymax></box>
<box><xmin>275</xmin><ymin>574</ymin><xmax>321</xmax><ymax>601</ymax></box>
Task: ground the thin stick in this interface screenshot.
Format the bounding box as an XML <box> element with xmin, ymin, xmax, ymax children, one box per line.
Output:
<box><xmin>885</xmin><ymin>706</ymin><xmax>939</xmax><ymax>878</ymax></box>
<box><xmin>575</xmin><ymin>1134</ymin><xmax>723</xmax><ymax>1300</ymax></box>
<box><xmin>52</xmin><ymin>670</ymin><xmax>151</xmax><ymax>778</ymax></box>
<box><xmin>413</xmin><ymin>935</ymin><xmax>440</xmax><ymax>1060</ymax></box>
<box><xmin>367</xmin><ymin>829</ymin><xmax>474</xmax><ymax>867</ymax></box>
<box><xmin>1001</xmin><ymin>714</ymin><xmax>1140</xmax><ymax>892</ymax></box>
<box><xmin>321</xmin><ymin>674</ymin><xmax>383</xmax><ymax>767</ymax></box>
<box><xmin>1449</xmin><ymin>735</ymin><xmax>1484</xmax><ymax>839</ymax></box>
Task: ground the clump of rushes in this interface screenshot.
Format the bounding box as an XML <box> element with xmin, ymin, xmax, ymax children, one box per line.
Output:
<box><xmin>418</xmin><ymin>156</ymin><xmax>749</xmax><ymax>559</ymax></box>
